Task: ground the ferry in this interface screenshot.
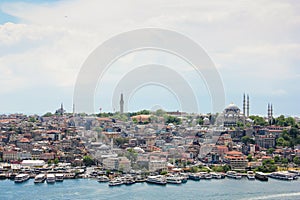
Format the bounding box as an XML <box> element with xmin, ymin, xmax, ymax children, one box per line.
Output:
<box><xmin>34</xmin><ymin>174</ymin><xmax>46</xmax><ymax>183</ymax></box>
<box><xmin>46</xmin><ymin>174</ymin><xmax>56</xmax><ymax>184</ymax></box>
<box><xmin>14</xmin><ymin>174</ymin><xmax>30</xmax><ymax>183</ymax></box>
<box><xmin>247</xmin><ymin>171</ymin><xmax>255</xmax><ymax>180</ymax></box>
<box><xmin>166</xmin><ymin>175</ymin><xmax>182</xmax><ymax>184</ymax></box>
<box><xmin>98</xmin><ymin>175</ymin><xmax>110</xmax><ymax>183</ymax></box>
<box><xmin>108</xmin><ymin>178</ymin><xmax>123</xmax><ymax>186</ymax></box>
<box><xmin>226</xmin><ymin>171</ymin><xmax>242</xmax><ymax>179</ymax></box>
<box><xmin>255</xmin><ymin>172</ymin><xmax>268</xmax><ymax>181</ymax></box>
<box><xmin>268</xmin><ymin>172</ymin><xmax>294</xmax><ymax>181</ymax></box>
<box><xmin>146</xmin><ymin>175</ymin><xmax>167</xmax><ymax>185</ymax></box>
<box><xmin>55</xmin><ymin>174</ymin><xmax>64</xmax><ymax>182</ymax></box>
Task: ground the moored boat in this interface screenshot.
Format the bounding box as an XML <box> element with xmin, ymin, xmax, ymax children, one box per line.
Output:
<box><xmin>255</xmin><ymin>172</ymin><xmax>268</xmax><ymax>181</ymax></box>
<box><xmin>14</xmin><ymin>174</ymin><xmax>30</xmax><ymax>183</ymax></box>
<box><xmin>34</xmin><ymin>174</ymin><xmax>46</xmax><ymax>183</ymax></box>
<box><xmin>268</xmin><ymin>172</ymin><xmax>294</xmax><ymax>181</ymax></box>
<box><xmin>55</xmin><ymin>174</ymin><xmax>64</xmax><ymax>182</ymax></box>
<box><xmin>166</xmin><ymin>175</ymin><xmax>182</xmax><ymax>184</ymax></box>
<box><xmin>188</xmin><ymin>173</ymin><xmax>200</xmax><ymax>181</ymax></box>
<box><xmin>211</xmin><ymin>172</ymin><xmax>222</xmax><ymax>179</ymax></box>
<box><xmin>108</xmin><ymin>178</ymin><xmax>123</xmax><ymax>186</ymax></box>
<box><xmin>247</xmin><ymin>171</ymin><xmax>255</xmax><ymax>180</ymax></box>
<box><xmin>226</xmin><ymin>171</ymin><xmax>242</xmax><ymax>179</ymax></box>
<box><xmin>46</xmin><ymin>174</ymin><xmax>56</xmax><ymax>184</ymax></box>
<box><xmin>98</xmin><ymin>175</ymin><xmax>110</xmax><ymax>183</ymax></box>
<box><xmin>146</xmin><ymin>175</ymin><xmax>167</xmax><ymax>185</ymax></box>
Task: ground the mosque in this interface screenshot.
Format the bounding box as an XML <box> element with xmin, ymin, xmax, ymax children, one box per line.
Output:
<box><xmin>222</xmin><ymin>94</ymin><xmax>250</xmax><ymax>127</ymax></box>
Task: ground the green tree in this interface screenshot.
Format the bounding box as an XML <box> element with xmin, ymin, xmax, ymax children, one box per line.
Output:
<box><xmin>247</xmin><ymin>154</ymin><xmax>253</xmax><ymax>162</ymax></box>
<box><xmin>83</xmin><ymin>155</ymin><xmax>94</xmax><ymax>167</ymax></box>
<box><xmin>54</xmin><ymin>158</ymin><xmax>59</xmax><ymax>165</ymax></box>
<box><xmin>293</xmin><ymin>156</ymin><xmax>300</xmax><ymax>165</ymax></box>
<box><xmin>267</xmin><ymin>148</ymin><xmax>275</xmax><ymax>155</ymax></box>
<box><xmin>43</xmin><ymin>112</ymin><xmax>53</xmax><ymax>117</ymax></box>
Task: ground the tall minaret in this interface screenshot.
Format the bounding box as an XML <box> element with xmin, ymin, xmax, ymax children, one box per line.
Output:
<box><xmin>72</xmin><ymin>104</ymin><xmax>75</xmax><ymax>116</ymax></box>
<box><xmin>120</xmin><ymin>93</ymin><xmax>124</xmax><ymax>114</ymax></box>
<box><xmin>243</xmin><ymin>94</ymin><xmax>246</xmax><ymax>125</ymax></box>
<box><xmin>270</xmin><ymin>104</ymin><xmax>273</xmax><ymax>124</ymax></box>
<box><xmin>61</xmin><ymin>103</ymin><xmax>64</xmax><ymax>116</ymax></box>
<box><xmin>247</xmin><ymin>94</ymin><xmax>250</xmax><ymax>117</ymax></box>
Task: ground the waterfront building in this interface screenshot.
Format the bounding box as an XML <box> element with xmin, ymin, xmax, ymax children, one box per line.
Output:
<box><xmin>224</xmin><ymin>151</ymin><xmax>248</xmax><ymax>171</ymax></box>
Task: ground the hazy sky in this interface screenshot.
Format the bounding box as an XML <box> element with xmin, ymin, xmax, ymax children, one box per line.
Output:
<box><xmin>0</xmin><ymin>0</ymin><xmax>299</xmax><ymax>116</ymax></box>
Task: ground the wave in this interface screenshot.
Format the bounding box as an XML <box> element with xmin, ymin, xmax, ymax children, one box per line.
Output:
<box><xmin>243</xmin><ymin>192</ymin><xmax>300</xmax><ymax>200</ymax></box>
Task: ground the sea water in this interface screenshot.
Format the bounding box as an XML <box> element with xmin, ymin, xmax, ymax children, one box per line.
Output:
<box><xmin>0</xmin><ymin>178</ymin><xmax>299</xmax><ymax>200</ymax></box>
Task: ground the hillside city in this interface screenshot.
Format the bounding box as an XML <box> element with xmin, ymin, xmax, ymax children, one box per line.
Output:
<box><xmin>0</xmin><ymin>96</ymin><xmax>300</xmax><ymax>179</ymax></box>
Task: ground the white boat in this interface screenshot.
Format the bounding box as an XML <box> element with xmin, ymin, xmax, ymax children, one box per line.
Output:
<box><xmin>146</xmin><ymin>175</ymin><xmax>167</xmax><ymax>185</ymax></box>
<box><xmin>247</xmin><ymin>171</ymin><xmax>255</xmax><ymax>180</ymax></box>
<box><xmin>226</xmin><ymin>171</ymin><xmax>242</xmax><ymax>179</ymax></box>
<box><xmin>34</xmin><ymin>174</ymin><xmax>46</xmax><ymax>183</ymax></box>
<box><xmin>211</xmin><ymin>172</ymin><xmax>222</xmax><ymax>179</ymax></box>
<box><xmin>108</xmin><ymin>178</ymin><xmax>123</xmax><ymax>186</ymax></box>
<box><xmin>14</xmin><ymin>174</ymin><xmax>30</xmax><ymax>183</ymax></box>
<box><xmin>268</xmin><ymin>172</ymin><xmax>294</xmax><ymax>181</ymax></box>
<box><xmin>55</xmin><ymin>174</ymin><xmax>64</xmax><ymax>182</ymax></box>
<box><xmin>166</xmin><ymin>175</ymin><xmax>182</xmax><ymax>184</ymax></box>
<box><xmin>46</xmin><ymin>174</ymin><xmax>56</xmax><ymax>184</ymax></box>
<box><xmin>98</xmin><ymin>175</ymin><xmax>110</xmax><ymax>182</ymax></box>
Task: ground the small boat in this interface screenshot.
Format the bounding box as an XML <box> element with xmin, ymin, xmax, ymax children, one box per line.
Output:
<box><xmin>0</xmin><ymin>173</ymin><xmax>7</xmax><ymax>180</ymax></box>
<box><xmin>14</xmin><ymin>174</ymin><xmax>30</xmax><ymax>183</ymax></box>
<box><xmin>255</xmin><ymin>172</ymin><xmax>268</xmax><ymax>181</ymax></box>
<box><xmin>146</xmin><ymin>175</ymin><xmax>167</xmax><ymax>185</ymax></box>
<box><xmin>124</xmin><ymin>176</ymin><xmax>135</xmax><ymax>185</ymax></box>
<box><xmin>55</xmin><ymin>174</ymin><xmax>64</xmax><ymax>182</ymax></box>
<box><xmin>46</xmin><ymin>174</ymin><xmax>56</xmax><ymax>184</ymax></box>
<box><xmin>179</xmin><ymin>174</ymin><xmax>188</xmax><ymax>183</ymax></box>
<box><xmin>135</xmin><ymin>175</ymin><xmax>146</xmax><ymax>183</ymax></box>
<box><xmin>166</xmin><ymin>175</ymin><xmax>182</xmax><ymax>184</ymax></box>
<box><xmin>204</xmin><ymin>173</ymin><xmax>212</xmax><ymax>180</ymax></box>
<box><xmin>34</xmin><ymin>174</ymin><xmax>46</xmax><ymax>183</ymax></box>
<box><xmin>188</xmin><ymin>174</ymin><xmax>200</xmax><ymax>181</ymax></box>
<box><xmin>211</xmin><ymin>172</ymin><xmax>222</xmax><ymax>179</ymax></box>
<box><xmin>247</xmin><ymin>171</ymin><xmax>255</xmax><ymax>180</ymax></box>
<box><xmin>109</xmin><ymin>178</ymin><xmax>123</xmax><ymax>186</ymax></box>
<box><xmin>98</xmin><ymin>175</ymin><xmax>110</xmax><ymax>183</ymax></box>
<box><xmin>226</xmin><ymin>171</ymin><xmax>242</xmax><ymax>179</ymax></box>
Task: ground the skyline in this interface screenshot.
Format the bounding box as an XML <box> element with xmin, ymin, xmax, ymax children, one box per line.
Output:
<box><xmin>0</xmin><ymin>0</ymin><xmax>299</xmax><ymax>116</ymax></box>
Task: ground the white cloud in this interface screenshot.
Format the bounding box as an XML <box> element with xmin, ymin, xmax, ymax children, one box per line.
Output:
<box><xmin>0</xmin><ymin>0</ymin><xmax>299</xmax><ymax>114</ymax></box>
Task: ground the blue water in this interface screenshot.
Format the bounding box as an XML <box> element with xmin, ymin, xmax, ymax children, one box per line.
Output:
<box><xmin>0</xmin><ymin>178</ymin><xmax>299</xmax><ymax>200</ymax></box>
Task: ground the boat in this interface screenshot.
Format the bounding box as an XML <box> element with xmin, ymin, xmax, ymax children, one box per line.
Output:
<box><xmin>247</xmin><ymin>171</ymin><xmax>255</xmax><ymax>180</ymax></box>
<box><xmin>46</xmin><ymin>174</ymin><xmax>56</xmax><ymax>184</ymax></box>
<box><xmin>135</xmin><ymin>175</ymin><xmax>146</xmax><ymax>183</ymax></box>
<box><xmin>14</xmin><ymin>174</ymin><xmax>30</xmax><ymax>183</ymax></box>
<box><xmin>268</xmin><ymin>172</ymin><xmax>294</xmax><ymax>181</ymax></box>
<box><xmin>179</xmin><ymin>174</ymin><xmax>188</xmax><ymax>183</ymax></box>
<box><xmin>108</xmin><ymin>178</ymin><xmax>123</xmax><ymax>186</ymax></box>
<box><xmin>226</xmin><ymin>171</ymin><xmax>242</xmax><ymax>179</ymax></box>
<box><xmin>146</xmin><ymin>175</ymin><xmax>167</xmax><ymax>185</ymax></box>
<box><xmin>34</xmin><ymin>174</ymin><xmax>46</xmax><ymax>183</ymax></box>
<box><xmin>55</xmin><ymin>174</ymin><xmax>64</xmax><ymax>182</ymax></box>
<box><xmin>124</xmin><ymin>176</ymin><xmax>135</xmax><ymax>185</ymax></box>
<box><xmin>255</xmin><ymin>172</ymin><xmax>268</xmax><ymax>181</ymax></box>
<box><xmin>204</xmin><ymin>173</ymin><xmax>212</xmax><ymax>180</ymax></box>
<box><xmin>188</xmin><ymin>174</ymin><xmax>200</xmax><ymax>181</ymax></box>
<box><xmin>211</xmin><ymin>172</ymin><xmax>222</xmax><ymax>179</ymax></box>
<box><xmin>166</xmin><ymin>175</ymin><xmax>182</xmax><ymax>184</ymax></box>
<box><xmin>98</xmin><ymin>175</ymin><xmax>110</xmax><ymax>183</ymax></box>
<box><xmin>288</xmin><ymin>170</ymin><xmax>300</xmax><ymax>176</ymax></box>
<box><xmin>0</xmin><ymin>173</ymin><xmax>7</xmax><ymax>180</ymax></box>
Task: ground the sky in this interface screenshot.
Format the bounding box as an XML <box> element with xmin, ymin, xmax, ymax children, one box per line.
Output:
<box><xmin>0</xmin><ymin>0</ymin><xmax>299</xmax><ymax>116</ymax></box>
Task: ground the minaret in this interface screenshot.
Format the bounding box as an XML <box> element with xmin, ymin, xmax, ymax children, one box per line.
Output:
<box><xmin>247</xmin><ymin>94</ymin><xmax>249</xmax><ymax>117</ymax></box>
<box><xmin>120</xmin><ymin>93</ymin><xmax>124</xmax><ymax>114</ymax></box>
<box><xmin>72</xmin><ymin>104</ymin><xmax>75</xmax><ymax>116</ymax></box>
<box><xmin>61</xmin><ymin>103</ymin><xmax>64</xmax><ymax>116</ymax></box>
<box><xmin>270</xmin><ymin>104</ymin><xmax>273</xmax><ymax>124</ymax></box>
<box><xmin>243</xmin><ymin>94</ymin><xmax>246</xmax><ymax>125</ymax></box>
